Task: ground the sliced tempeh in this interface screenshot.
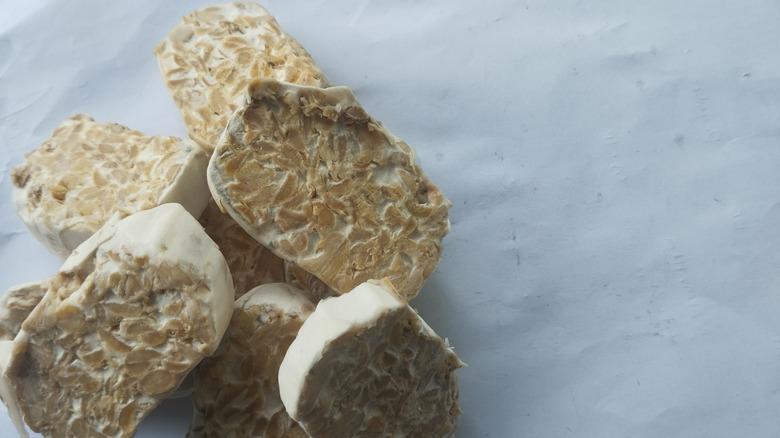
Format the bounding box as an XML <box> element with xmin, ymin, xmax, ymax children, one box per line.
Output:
<box><xmin>0</xmin><ymin>281</ymin><xmax>47</xmax><ymax>341</ymax></box>
<box><xmin>278</xmin><ymin>279</ymin><xmax>465</xmax><ymax>437</ymax></box>
<box><xmin>208</xmin><ymin>79</ymin><xmax>452</xmax><ymax>300</ymax></box>
<box><xmin>188</xmin><ymin>283</ymin><xmax>314</xmax><ymax>438</ymax></box>
<box><xmin>199</xmin><ymin>199</ymin><xmax>335</xmax><ymax>302</ymax></box>
<box><xmin>154</xmin><ymin>1</ymin><xmax>332</xmax><ymax>155</ymax></box>
<box><xmin>10</xmin><ymin>114</ymin><xmax>210</xmax><ymax>260</ymax></box>
<box><xmin>2</xmin><ymin>203</ymin><xmax>233</xmax><ymax>438</ymax></box>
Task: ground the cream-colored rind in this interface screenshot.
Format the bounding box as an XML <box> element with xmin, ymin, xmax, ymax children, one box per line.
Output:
<box><xmin>235</xmin><ymin>282</ymin><xmax>316</xmax><ymax>317</ymax></box>
<box><xmin>5</xmin><ymin>204</ymin><xmax>233</xmax><ymax>437</ymax></box>
<box><xmin>12</xmin><ymin>187</ymin><xmax>91</xmax><ymax>258</ymax></box>
<box><xmin>278</xmin><ymin>279</ymin><xmax>404</xmax><ymax>418</ymax></box>
<box><xmin>11</xmin><ymin>114</ymin><xmax>210</xmax><ymax>260</ymax></box>
<box><xmin>58</xmin><ymin>212</ymin><xmax>123</xmax><ymax>276</ymax></box>
<box><xmin>157</xmin><ymin>143</ymin><xmax>211</xmax><ymax>216</ymax></box>
<box><xmin>278</xmin><ymin>279</ymin><xmax>464</xmax><ymax>437</ymax></box>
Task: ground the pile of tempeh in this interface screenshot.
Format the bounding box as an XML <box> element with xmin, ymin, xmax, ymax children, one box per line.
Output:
<box><xmin>0</xmin><ymin>3</ymin><xmax>464</xmax><ymax>437</ymax></box>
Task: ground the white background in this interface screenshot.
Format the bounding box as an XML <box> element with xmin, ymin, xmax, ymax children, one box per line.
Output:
<box><xmin>2</xmin><ymin>1</ymin><xmax>780</xmax><ymax>436</ymax></box>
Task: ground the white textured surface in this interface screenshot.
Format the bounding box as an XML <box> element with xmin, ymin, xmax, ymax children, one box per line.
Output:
<box><xmin>235</xmin><ymin>282</ymin><xmax>315</xmax><ymax>318</ymax></box>
<box><xmin>2</xmin><ymin>1</ymin><xmax>780</xmax><ymax>436</ymax></box>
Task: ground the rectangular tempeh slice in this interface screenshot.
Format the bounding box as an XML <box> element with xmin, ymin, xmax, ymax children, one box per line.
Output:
<box><xmin>154</xmin><ymin>1</ymin><xmax>332</xmax><ymax>155</ymax></box>
<box><xmin>11</xmin><ymin>114</ymin><xmax>210</xmax><ymax>260</ymax></box>
<box><xmin>278</xmin><ymin>279</ymin><xmax>465</xmax><ymax>437</ymax></box>
<box><xmin>0</xmin><ymin>204</ymin><xmax>234</xmax><ymax>438</ymax></box>
<box><xmin>208</xmin><ymin>79</ymin><xmax>452</xmax><ymax>300</ymax></box>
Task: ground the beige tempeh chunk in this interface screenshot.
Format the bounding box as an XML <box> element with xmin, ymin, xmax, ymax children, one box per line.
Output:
<box><xmin>154</xmin><ymin>1</ymin><xmax>332</xmax><ymax>155</ymax></box>
<box><xmin>2</xmin><ymin>204</ymin><xmax>233</xmax><ymax>438</ymax></box>
<box><xmin>208</xmin><ymin>79</ymin><xmax>452</xmax><ymax>300</ymax></box>
<box><xmin>188</xmin><ymin>283</ymin><xmax>314</xmax><ymax>438</ymax></box>
<box><xmin>199</xmin><ymin>200</ymin><xmax>286</xmax><ymax>296</ymax></box>
<box><xmin>199</xmin><ymin>199</ymin><xmax>335</xmax><ymax>302</ymax></box>
<box><xmin>0</xmin><ymin>281</ymin><xmax>47</xmax><ymax>342</ymax></box>
<box><xmin>278</xmin><ymin>279</ymin><xmax>465</xmax><ymax>437</ymax></box>
<box><xmin>283</xmin><ymin>259</ymin><xmax>336</xmax><ymax>304</ymax></box>
<box><xmin>10</xmin><ymin>114</ymin><xmax>210</xmax><ymax>260</ymax></box>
